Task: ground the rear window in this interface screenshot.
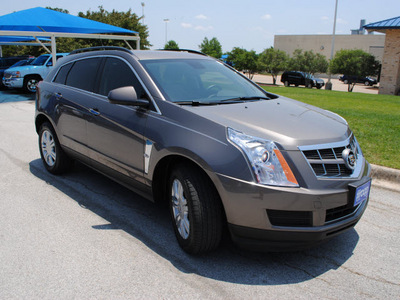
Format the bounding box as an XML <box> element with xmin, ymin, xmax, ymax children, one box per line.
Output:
<box><xmin>65</xmin><ymin>58</ymin><xmax>101</xmax><ymax>92</ymax></box>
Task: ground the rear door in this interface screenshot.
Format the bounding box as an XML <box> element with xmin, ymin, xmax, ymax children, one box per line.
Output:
<box><xmin>53</xmin><ymin>57</ymin><xmax>102</xmax><ymax>158</ymax></box>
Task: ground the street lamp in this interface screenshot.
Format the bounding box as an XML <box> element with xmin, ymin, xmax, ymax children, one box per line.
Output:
<box><xmin>325</xmin><ymin>0</ymin><xmax>338</xmax><ymax>90</ymax></box>
<box><xmin>141</xmin><ymin>2</ymin><xmax>145</xmax><ymax>25</ymax></box>
<box><xmin>163</xmin><ymin>19</ymin><xmax>170</xmax><ymax>45</ymax></box>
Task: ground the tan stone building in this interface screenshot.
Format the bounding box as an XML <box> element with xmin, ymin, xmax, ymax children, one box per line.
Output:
<box><xmin>365</xmin><ymin>17</ymin><xmax>400</xmax><ymax>95</ymax></box>
<box><xmin>274</xmin><ymin>34</ymin><xmax>385</xmax><ymax>62</ymax></box>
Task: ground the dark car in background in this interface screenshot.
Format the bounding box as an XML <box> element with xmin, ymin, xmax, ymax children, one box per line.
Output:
<box><xmin>0</xmin><ymin>55</ymin><xmax>34</xmax><ymax>89</ymax></box>
<box><xmin>339</xmin><ymin>75</ymin><xmax>377</xmax><ymax>86</ymax></box>
<box><xmin>35</xmin><ymin>47</ymin><xmax>371</xmax><ymax>254</ymax></box>
<box><xmin>281</xmin><ymin>71</ymin><xmax>325</xmax><ymax>89</ymax></box>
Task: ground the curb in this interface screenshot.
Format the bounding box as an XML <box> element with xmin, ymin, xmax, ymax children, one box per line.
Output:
<box><xmin>371</xmin><ymin>164</ymin><xmax>400</xmax><ymax>192</ymax></box>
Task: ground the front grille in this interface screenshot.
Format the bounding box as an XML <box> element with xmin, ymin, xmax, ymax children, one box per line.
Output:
<box><xmin>267</xmin><ymin>209</ymin><xmax>313</xmax><ymax>227</ymax></box>
<box><xmin>300</xmin><ymin>136</ymin><xmax>360</xmax><ymax>178</ymax></box>
<box><xmin>325</xmin><ymin>204</ymin><xmax>360</xmax><ymax>223</ymax></box>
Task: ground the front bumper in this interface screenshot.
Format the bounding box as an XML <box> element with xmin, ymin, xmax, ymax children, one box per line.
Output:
<box><xmin>216</xmin><ymin>162</ymin><xmax>371</xmax><ymax>251</ymax></box>
<box><xmin>3</xmin><ymin>77</ymin><xmax>23</xmax><ymax>89</ymax></box>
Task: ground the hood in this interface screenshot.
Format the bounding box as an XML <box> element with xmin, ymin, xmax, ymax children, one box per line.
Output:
<box><xmin>5</xmin><ymin>65</ymin><xmax>45</xmax><ymax>74</ymax></box>
<box><xmin>183</xmin><ymin>97</ymin><xmax>350</xmax><ymax>150</ymax></box>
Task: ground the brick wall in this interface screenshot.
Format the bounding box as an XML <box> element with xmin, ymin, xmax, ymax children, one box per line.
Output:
<box><xmin>379</xmin><ymin>29</ymin><xmax>400</xmax><ymax>95</ymax></box>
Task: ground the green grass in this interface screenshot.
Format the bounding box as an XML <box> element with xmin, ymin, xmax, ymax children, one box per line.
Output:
<box><xmin>262</xmin><ymin>86</ymin><xmax>400</xmax><ymax>169</ymax></box>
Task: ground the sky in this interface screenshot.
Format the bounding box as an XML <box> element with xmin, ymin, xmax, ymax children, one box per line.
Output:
<box><xmin>1</xmin><ymin>0</ymin><xmax>396</xmax><ymax>53</ymax></box>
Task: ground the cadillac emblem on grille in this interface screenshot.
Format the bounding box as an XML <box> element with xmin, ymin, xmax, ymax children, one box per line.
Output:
<box><xmin>342</xmin><ymin>148</ymin><xmax>356</xmax><ymax>170</ymax></box>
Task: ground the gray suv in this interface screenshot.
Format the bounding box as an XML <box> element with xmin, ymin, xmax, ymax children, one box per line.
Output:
<box><xmin>35</xmin><ymin>47</ymin><xmax>371</xmax><ymax>254</ymax></box>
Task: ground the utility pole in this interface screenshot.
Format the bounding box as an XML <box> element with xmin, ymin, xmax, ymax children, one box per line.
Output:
<box><xmin>325</xmin><ymin>0</ymin><xmax>338</xmax><ymax>90</ymax></box>
<box><xmin>163</xmin><ymin>19</ymin><xmax>170</xmax><ymax>45</ymax></box>
<box><xmin>141</xmin><ymin>2</ymin><xmax>145</xmax><ymax>25</ymax></box>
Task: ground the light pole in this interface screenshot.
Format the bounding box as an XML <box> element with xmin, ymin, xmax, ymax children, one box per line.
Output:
<box><xmin>163</xmin><ymin>19</ymin><xmax>170</xmax><ymax>45</ymax></box>
<box><xmin>325</xmin><ymin>0</ymin><xmax>338</xmax><ymax>90</ymax></box>
<box><xmin>141</xmin><ymin>2</ymin><xmax>145</xmax><ymax>25</ymax></box>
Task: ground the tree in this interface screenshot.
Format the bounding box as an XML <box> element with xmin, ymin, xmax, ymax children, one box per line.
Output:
<box><xmin>78</xmin><ymin>6</ymin><xmax>151</xmax><ymax>50</ymax></box>
<box><xmin>330</xmin><ymin>49</ymin><xmax>380</xmax><ymax>92</ymax></box>
<box><xmin>258</xmin><ymin>47</ymin><xmax>289</xmax><ymax>85</ymax></box>
<box><xmin>164</xmin><ymin>40</ymin><xmax>179</xmax><ymax>50</ymax></box>
<box><xmin>288</xmin><ymin>49</ymin><xmax>328</xmax><ymax>74</ymax></box>
<box><xmin>199</xmin><ymin>37</ymin><xmax>222</xmax><ymax>58</ymax></box>
<box><xmin>227</xmin><ymin>47</ymin><xmax>259</xmax><ymax>79</ymax></box>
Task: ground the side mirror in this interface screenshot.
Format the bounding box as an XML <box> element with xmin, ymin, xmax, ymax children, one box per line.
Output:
<box><xmin>108</xmin><ymin>86</ymin><xmax>149</xmax><ymax>107</ymax></box>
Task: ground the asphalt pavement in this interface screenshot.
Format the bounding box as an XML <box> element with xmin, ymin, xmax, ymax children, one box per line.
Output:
<box><xmin>0</xmin><ymin>91</ymin><xmax>399</xmax><ymax>299</ymax></box>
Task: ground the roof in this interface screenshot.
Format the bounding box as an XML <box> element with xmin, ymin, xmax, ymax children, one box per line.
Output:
<box><xmin>364</xmin><ymin>16</ymin><xmax>400</xmax><ymax>33</ymax></box>
<box><xmin>0</xmin><ymin>7</ymin><xmax>137</xmax><ymax>35</ymax></box>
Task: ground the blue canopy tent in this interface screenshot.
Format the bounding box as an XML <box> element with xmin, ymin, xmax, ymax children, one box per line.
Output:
<box><xmin>0</xmin><ymin>7</ymin><xmax>140</xmax><ymax>61</ymax></box>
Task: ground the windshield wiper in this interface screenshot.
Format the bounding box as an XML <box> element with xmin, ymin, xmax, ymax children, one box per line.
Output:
<box><xmin>174</xmin><ymin>100</ymin><xmax>215</xmax><ymax>106</ymax></box>
<box><xmin>218</xmin><ymin>96</ymin><xmax>270</xmax><ymax>103</ymax></box>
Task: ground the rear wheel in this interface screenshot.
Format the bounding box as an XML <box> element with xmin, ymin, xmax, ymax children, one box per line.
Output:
<box><xmin>23</xmin><ymin>75</ymin><xmax>41</xmax><ymax>93</ymax></box>
<box><xmin>284</xmin><ymin>81</ymin><xmax>290</xmax><ymax>87</ymax></box>
<box><xmin>364</xmin><ymin>81</ymin><xmax>370</xmax><ymax>86</ymax></box>
<box><xmin>39</xmin><ymin>122</ymin><xmax>72</xmax><ymax>174</ymax></box>
<box><xmin>169</xmin><ymin>164</ymin><xmax>223</xmax><ymax>254</ymax></box>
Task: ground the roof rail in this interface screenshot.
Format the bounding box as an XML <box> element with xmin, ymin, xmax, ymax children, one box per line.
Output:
<box><xmin>159</xmin><ymin>49</ymin><xmax>208</xmax><ymax>56</ymax></box>
<box><xmin>69</xmin><ymin>46</ymin><xmax>132</xmax><ymax>55</ymax></box>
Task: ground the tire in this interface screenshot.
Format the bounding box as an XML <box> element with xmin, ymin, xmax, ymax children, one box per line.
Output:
<box><xmin>344</xmin><ymin>79</ymin><xmax>348</xmax><ymax>84</ymax></box>
<box><xmin>307</xmin><ymin>83</ymin><xmax>313</xmax><ymax>88</ymax></box>
<box><xmin>317</xmin><ymin>85</ymin><xmax>322</xmax><ymax>89</ymax></box>
<box><xmin>364</xmin><ymin>81</ymin><xmax>370</xmax><ymax>86</ymax></box>
<box><xmin>169</xmin><ymin>164</ymin><xmax>223</xmax><ymax>254</ymax></box>
<box><xmin>39</xmin><ymin>122</ymin><xmax>72</xmax><ymax>174</ymax></box>
<box><xmin>284</xmin><ymin>81</ymin><xmax>290</xmax><ymax>87</ymax></box>
<box><xmin>23</xmin><ymin>76</ymin><xmax>41</xmax><ymax>93</ymax></box>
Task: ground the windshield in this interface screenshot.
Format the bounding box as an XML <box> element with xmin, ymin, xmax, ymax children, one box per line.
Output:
<box><xmin>31</xmin><ymin>55</ymin><xmax>49</xmax><ymax>66</ymax></box>
<box><xmin>140</xmin><ymin>59</ymin><xmax>267</xmax><ymax>104</ymax></box>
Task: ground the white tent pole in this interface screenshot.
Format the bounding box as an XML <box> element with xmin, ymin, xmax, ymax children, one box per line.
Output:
<box><xmin>34</xmin><ymin>37</ymin><xmax>51</xmax><ymax>53</ymax></box>
<box><xmin>51</xmin><ymin>35</ymin><xmax>57</xmax><ymax>66</ymax></box>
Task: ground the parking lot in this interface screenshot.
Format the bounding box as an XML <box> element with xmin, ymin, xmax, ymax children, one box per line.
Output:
<box><xmin>0</xmin><ymin>90</ymin><xmax>399</xmax><ymax>299</ymax></box>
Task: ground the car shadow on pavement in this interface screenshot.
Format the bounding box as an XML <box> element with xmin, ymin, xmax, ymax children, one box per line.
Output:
<box><xmin>29</xmin><ymin>158</ymin><xmax>359</xmax><ymax>285</ymax></box>
<box><xmin>0</xmin><ymin>89</ymin><xmax>35</xmax><ymax>103</ymax></box>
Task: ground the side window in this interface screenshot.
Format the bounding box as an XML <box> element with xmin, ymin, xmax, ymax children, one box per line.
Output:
<box><xmin>65</xmin><ymin>58</ymin><xmax>101</xmax><ymax>92</ymax></box>
<box><xmin>98</xmin><ymin>57</ymin><xmax>145</xmax><ymax>98</ymax></box>
<box><xmin>53</xmin><ymin>63</ymin><xmax>73</xmax><ymax>85</ymax></box>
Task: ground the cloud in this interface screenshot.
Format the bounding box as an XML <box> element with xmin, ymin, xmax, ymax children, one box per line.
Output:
<box><xmin>337</xmin><ymin>18</ymin><xmax>348</xmax><ymax>24</ymax></box>
<box><xmin>181</xmin><ymin>23</ymin><xmax>193</xmax><ymax>28</ymax></box>
<box><xmin>261</xmin><ymin>14</ymin><xmax>271</xmax><ymax>20</ymax></box>
<box><xmin>195</xmin><ymin>14</ymin><xmax>208</xmax><ymax>20</ymax></box>
<box><xmin>321</xmin><ymin>16</ymin><xmax>329</xmax><ymax>21</ymax></box>
<box><xmin>194</xmin><ymin>25</ymin><xmax>213</xmax><ymax>31</ymax></box>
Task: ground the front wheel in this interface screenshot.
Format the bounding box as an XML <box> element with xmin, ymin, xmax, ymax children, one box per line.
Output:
<box><xmin>307</xmin><ymin>83</ymin><xmax>313</xmax><ymax>88</ymax></box>
<box><xmin>39</xmin><ymin>122</ymin><xmax>72</xmax><ymax>174</ymax></box>
<box><xmin>284</xmin><ymin>81</ymin><xmax>290</xmax><ymax>87</ymax></box>
<box><xmin>364</xmin><ymin>81</ymin><xmax>370</xmax><ymax>86</ymax></box>
<box><xmin>169</xmin><ymin>164</ymin><xmax>223</xmax><ymax>254</ymax></box>
<box><xmin>23</xmin><ymin>76</ymin><xmax>41</xmax><ymax>93</ymax></box>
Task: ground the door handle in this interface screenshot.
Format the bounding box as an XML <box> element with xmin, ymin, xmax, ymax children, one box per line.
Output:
<box><xmin>55</xmin><ymin>92</ymin><xmax>62</xmax><ymax>100</ymax></box>
<box><xmin>89</xmin><ymin>108</ymin><xmax>100</xmax><ymax>116</ymax></box>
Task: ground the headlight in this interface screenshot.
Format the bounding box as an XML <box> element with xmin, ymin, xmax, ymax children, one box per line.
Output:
<box><xmin>228</xmin><ymin>128</ymin><xmax>298</xmax><ymax>187</ymax></box>
<box><xmin>9</xmin><ymin>71</ymin><xmax>21</xmax><ymax>78</ymax></box>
